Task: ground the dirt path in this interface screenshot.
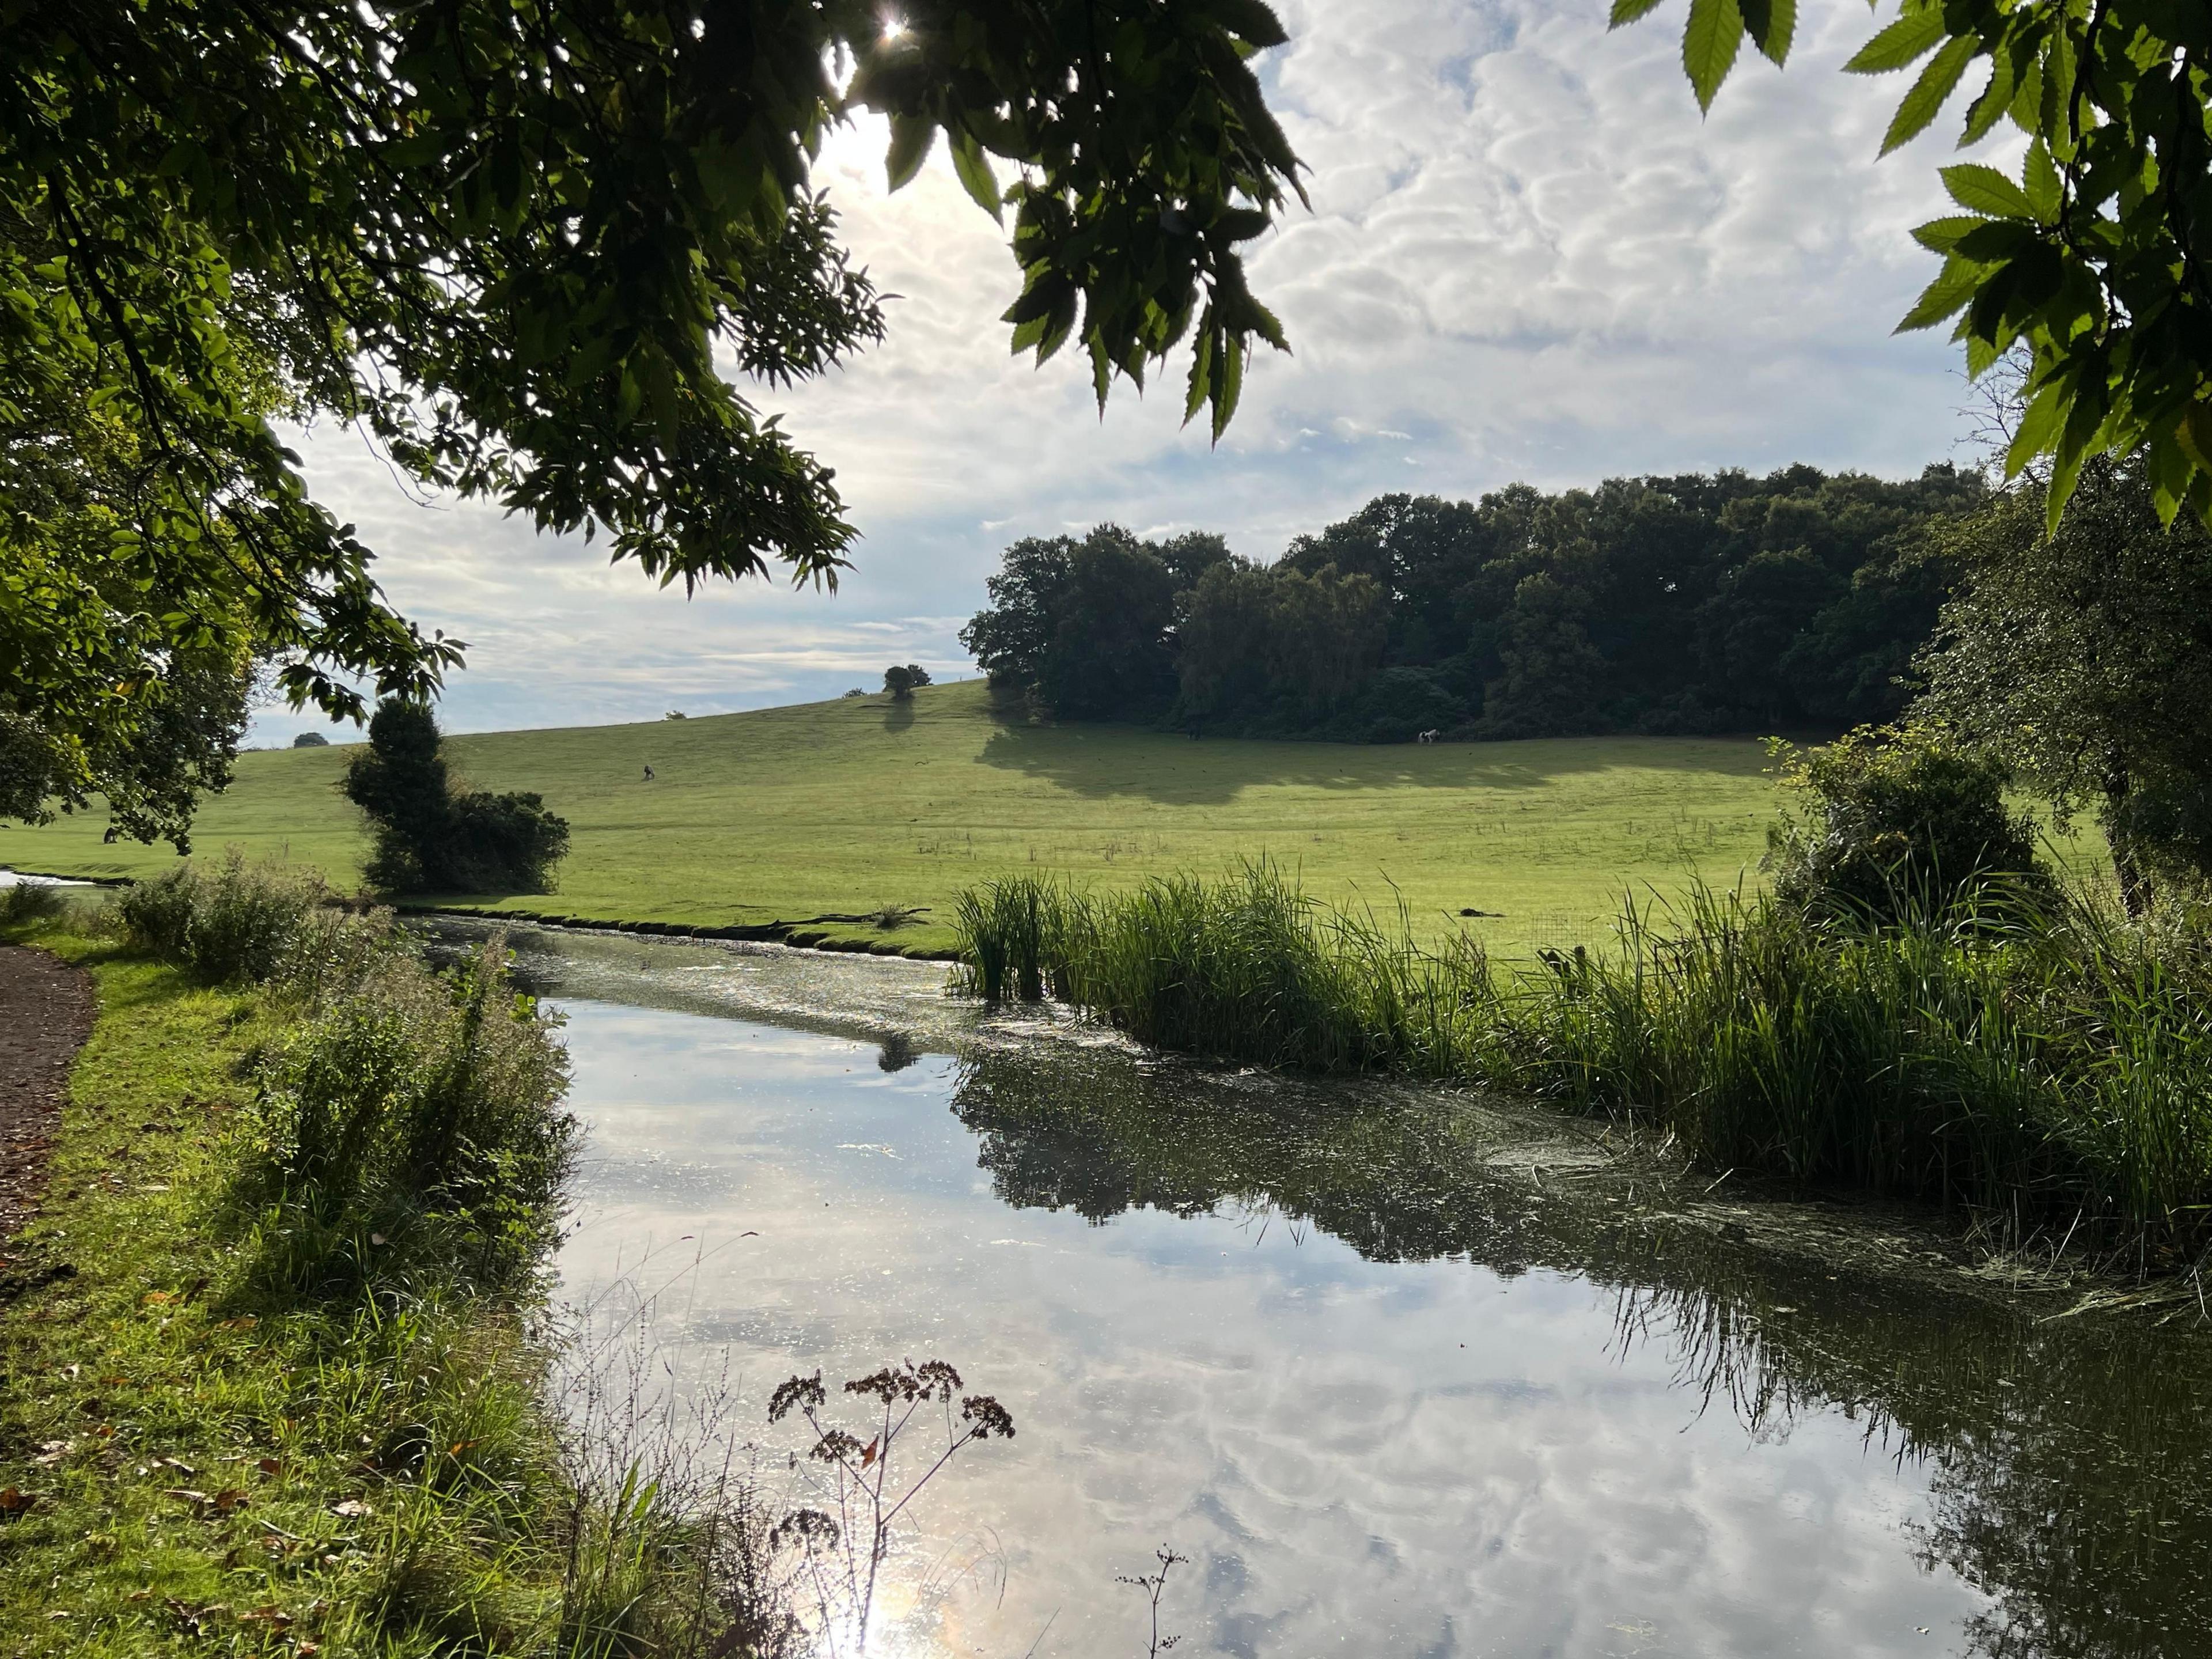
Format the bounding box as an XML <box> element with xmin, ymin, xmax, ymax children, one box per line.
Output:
<box><xmin>0</xmin><ymin>946</ymin><xmax>93</xmax><ymax>1243</ymax></box>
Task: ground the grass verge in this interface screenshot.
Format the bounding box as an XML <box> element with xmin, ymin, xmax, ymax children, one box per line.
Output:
<box><xmin>0</xmin><ymin>916</ymin><xmax>783</xmax><ymax>1659</ymax></box>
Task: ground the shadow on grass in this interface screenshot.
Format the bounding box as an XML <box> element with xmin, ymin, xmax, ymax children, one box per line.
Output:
<box><xmin>972</xmin><ymin>723</ymin><xmax>1777</xmax><ymax>805</ymax></box>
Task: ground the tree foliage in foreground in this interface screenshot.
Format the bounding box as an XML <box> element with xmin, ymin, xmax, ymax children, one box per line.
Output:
<box><xmin>1</xmin><ymin>0</ymin><xmax>1302</xmax><ymax>840</ymax></box>
<box><xmin>1627</xmin><ymin>0</ymin><xmax>2212</xmax><ymax>530</ymax></box>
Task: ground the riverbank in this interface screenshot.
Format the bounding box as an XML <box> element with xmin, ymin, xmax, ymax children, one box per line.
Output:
<box><xmin>953</xmin><ymin>865</ymin><xmax>2212</xmax><ymax>1273</ymax></box>
<box><xmin>0</xmin><ymin>911</ymin><xmax>773</xmax><ymax>1656</ymax></box>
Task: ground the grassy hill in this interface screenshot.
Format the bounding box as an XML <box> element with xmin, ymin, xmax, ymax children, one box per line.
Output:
<box><xmin>0</xmin><ymin>681</ymin><xmax>1794</xmax><ymax>956</ymax></box>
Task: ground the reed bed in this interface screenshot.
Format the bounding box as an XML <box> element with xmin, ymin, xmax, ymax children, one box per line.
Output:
<box><xmin>952</xmin><ymin>864</ymin><xmax>2212</xmax><ymax>1257</ymax></box>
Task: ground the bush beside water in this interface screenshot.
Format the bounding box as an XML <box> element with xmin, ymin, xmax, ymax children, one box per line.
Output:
<box><xmin>953</xmin><ymin>865</ymin><xmax>2212</xmax><ymax>1259</ymax></box>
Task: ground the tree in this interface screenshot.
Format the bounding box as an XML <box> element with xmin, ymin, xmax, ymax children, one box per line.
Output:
<box><xmin>344</xmin><ymin>702</ymin><xmax>569</xmax><ymax>893</ymax></box>
<box><xmin>2</xmin><ymin>0</ymin><xmax>1304</xmax><ymax>838</ymax></box>
<box><xmin>882</xmin><ymin>664</ymin><xmax>931</xmax><ymax>699</ymax></box>
<box><xmin>291</xmin><ymin>733</ymin><xmax>330</xmax><ymax>748</ymax></box>
<box><xmin>1479</xmin><ymin>574</ymin><xmax>1608</xmax><ymax>738</ymax></box>
<box><xmin>961</xmin><ymin>525</ymin><xmax>1184</xmax><ymax>721</ymax></box>
<box><xmin>1916</xmin><ymin>456</ymin><xmax>2212</xmax><ymax>910</ymax></box>
<box><xmin>1630</xmin><ymin>0</ymin><xmax>2212</xmax><ymax>531</ymax></box>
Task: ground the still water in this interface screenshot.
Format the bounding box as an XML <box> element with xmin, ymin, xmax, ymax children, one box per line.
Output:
<box><xmin>460</xmin><ymin>923</ymin><xmax>2212</xmax><ymax>1658</ymax></box>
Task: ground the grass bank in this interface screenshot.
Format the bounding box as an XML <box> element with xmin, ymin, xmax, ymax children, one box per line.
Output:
<box><xmin>0</xmin><ymin>681</ymin><xmax>1794</xmax><ymax>957</ymax></box>
<box><xmin>0</xmin><ymin>893</ymin><xmax>782</xmax><ymax>1657</ymax></box>
<box><xmin>953</xmin><ymin>865</ymin><xmax>2212</xmax><ymax>1266</ymax></box>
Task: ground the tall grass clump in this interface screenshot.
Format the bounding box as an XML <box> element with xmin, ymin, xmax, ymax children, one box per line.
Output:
<box><xmin>956</xmin><ymin>861</ymin><xmax>1503</xmax><ymax>1073</ymax></box>
<box><xmin>951</xmin><ymin>872</ymin><xmax>1064</xmax><ymax>1001</ymax></box>
<box><xmin>1498</xmin><ymin>883</ymin><xmax>2212</xmax><ymax>1253</ymax></box>
<box><xmin>118</xmin><ymin>847</ymin><xmax>331</xmax><ymax>982</ymax></box>
<box><xmin>247</xmin><ymin>939</ymin><xmax>578</xmax><ymax>1293</ymax></box>
<box><xmin>955</xmin><ymin>862</ymin><xmax>2212</xmax><ymax>1258</ymax></box>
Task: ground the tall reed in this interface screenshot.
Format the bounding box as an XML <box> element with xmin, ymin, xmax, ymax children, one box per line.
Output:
<box><xmin>952</xmin><ymin>865</ymin><xmax>2212</xmax><ymax>1257</ymax></box>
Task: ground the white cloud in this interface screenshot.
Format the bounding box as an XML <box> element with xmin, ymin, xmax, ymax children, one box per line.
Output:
<box><xmin>263</xmin><ymin>0</ymin><xmax>2010</xmax><ymax>743</ymax></box>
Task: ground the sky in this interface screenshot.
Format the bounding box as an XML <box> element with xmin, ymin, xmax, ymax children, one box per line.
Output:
<box><xmin>263</xmin><ymin>0</ymin><xmax>2014</xmax><ymax>745</ymax></box>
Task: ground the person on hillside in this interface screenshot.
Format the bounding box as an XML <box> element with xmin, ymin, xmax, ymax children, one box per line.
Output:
<box><xmin>642</xmin><ymin>764</ymin><xmax>655</xmax><ymax>782</ymax></box>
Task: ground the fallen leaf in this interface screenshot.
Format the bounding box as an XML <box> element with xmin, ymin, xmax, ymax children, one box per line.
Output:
<box><xmin>156</xmin><ymin>1456</ymin><xmax>197</xmax><ymax>1475</ymax></box>
<box><xmin>368</xmin><ymin>1233</ymin><xmax>387</xmax><ymax>1247</ymax></box>
<box><xmin>256</xmin><ymin>1457</ymin><xmax>283</xmax><ymax>1477</ymax></box>
<box><xmin>0</xmin><ymin>1487</ymin><xmax>36</xmax><ymax>1513</ymax></box>
<box><xmin>218</xmin><ymin>1316</ymin><xmax>259</xmax><ymax>1331</ymax></box>
<box><xmin>446</xmin><ymin>1438</ymin><xmax>480</xmax><ymax>1457</ymax></box>
<box><xmin>211</xmin><ymin>1488</ymin><xmax>249</xmax><ymax>1513</ymax></box>
<box><xmin>142</xmin><ymin>1291</ymin><xmax>175</xmax><ymax>1306</ymax></box>
<box><xmin>34</xmin><ymin>1440</ymin><xmax>74</xmax><ymax>1466</ymax></box>
<box><xmin>237</xmin><ymin>1605</ymin><xmax>292</xmax><ymax>1628</ymax></box>
<box><xmin>328</xmin><ymin>1499</ymin><xmax>373</xmax><ymax>1520</ymax></box>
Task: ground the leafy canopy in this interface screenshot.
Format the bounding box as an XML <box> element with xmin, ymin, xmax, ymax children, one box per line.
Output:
<box><xmin>1624</xmin><ymin>0</ymin><xmax>2212</xmax><ymax>529</ymax></box>
<box><xmin>1</xmin><ymin>0</ymin><xmax>1302</xmax><ymax>832</ymax></box>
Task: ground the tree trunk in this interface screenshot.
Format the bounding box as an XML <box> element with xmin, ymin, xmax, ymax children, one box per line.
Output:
<box><xmin>2104</xmin><ymin>769</ymin><xmax>2153</xmax><ymax>919</ymax></box>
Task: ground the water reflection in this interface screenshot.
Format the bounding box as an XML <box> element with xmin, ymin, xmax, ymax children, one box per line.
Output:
<box><xmin>949</xmin><ymin>1043</ymin><xmax>2212</xmax><ymax>1659</ymax></box>
<box><xmin>447</xmin><ymin>924</ymin><xmax>2212</xmax><ymax>1658</ymax></box>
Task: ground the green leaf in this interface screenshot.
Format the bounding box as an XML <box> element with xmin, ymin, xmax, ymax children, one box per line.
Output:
<box><xmin>1212</xmin><ymin>336</ymin><xmax>1244</xmax><ymax>443</ymax></box>
<box><xmin>1959</xmin><ymin>50</ymin><xmax>2017</xmax><ymax>146</ymax></box>
<box><xmin>885</xmin><ymin>114</ymin><xmax>934</xmax><ymax>193</ymax></box>
<box><xmin>2004</xmin><ymin>378</ymin><xmax>2067</xmax><ymax>478</ymax></box>
<box><xmin>1683</xmin><ymin>0</ymin><xmax>1746</xmax><ymax>112</ymax></box>
<box><xmin>1844</xmin><ymin>3</ymin><xmax>1948</xmax><ymax>74</ymax></box>
<box><xmin>1879</xmin><ymin>34</ymin><xmax>1977</xmax><ymax>154</ymax></box>
<box><xmin>1739</xmin><ymin>0</ymin><xmax>1795</xmax><ymax>66</ymax></box>
<box><xmin>1184</xmin><ymin>327</ymin><xmax>1215</xmax><ymax>425</ymax></box>
<box><xmin>1895</xmin><ymin>257</ymin><xmax>1983</xmax><ymax>332</ymax></box>
<box><xmin>1941</xmin><ymin>162</ymin><xmax>2034</xmax><ymax>219</ymax></box>
<box><xmin>1909</xmin><ymin>215</ymin><xmax>1985</xmax><ymax>254</ymax></box>
<box><xmin>947</xmin><ymin>130</ymin><xmax>1002</xmax><ymax>223</ymax></box>
<box><xmin>2021</xmin><ymin>142</ymin><xmax>2061</xmax><ymax>222</ymax></box>
<box><xmin>1608</xmin><ymin>0</ymin><xmax>1666</xmax><ymax>26</ymax></box>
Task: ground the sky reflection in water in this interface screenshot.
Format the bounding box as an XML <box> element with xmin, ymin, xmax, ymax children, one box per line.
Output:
<box><xmin>551</xmin><ymin>994</ymin><xmax>1998</xmax><ymax>1658</ymax></box>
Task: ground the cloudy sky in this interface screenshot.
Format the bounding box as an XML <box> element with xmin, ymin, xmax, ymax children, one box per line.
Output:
<box><xmin>268</xmin><ymin>0</ymin><xmax>2012</xmax><ymax>744</ymax></box>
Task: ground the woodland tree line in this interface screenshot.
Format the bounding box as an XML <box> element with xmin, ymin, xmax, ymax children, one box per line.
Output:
<box><xmin>963</xmin><ymin>464</ymin><xmax>1988</xmax><ymax>744</ymax></box>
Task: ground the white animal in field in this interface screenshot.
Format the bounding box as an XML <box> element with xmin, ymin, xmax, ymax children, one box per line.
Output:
<box><xmin>1417</xmin><ymin>729</ymin><xmax>1441</xmax><ymax>745</ymax></box>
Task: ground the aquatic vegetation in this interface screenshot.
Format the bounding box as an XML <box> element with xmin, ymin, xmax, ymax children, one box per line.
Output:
<box><xmin>953</xmin><ymin>864</ymin><xmax>2212</xmax><ymax>1258</ymax></box>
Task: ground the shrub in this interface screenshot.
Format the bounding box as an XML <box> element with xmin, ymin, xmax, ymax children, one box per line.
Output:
<box><xmin>346</xmin><ymin>700</ymin><xmax>569</xmax><ymax>893</ymax></box>
<box><xmin>1766</xmin><ymin>724</ymin><xmax>2047</xmax><ymax>925</ymax></box>
<box><xmin>250</xmin><ymin>941</ymin><xmax>576</xmax><ymax>1291</ymax></box>
<box><xmin>118</xmin><ymin>850</ymin><xmax>328</xmax><ymax>983</ymax></box>
<box><xmin>0</xmin><ymin>879</ymin><xmax>68</xmax><ymax>925</ymax></box>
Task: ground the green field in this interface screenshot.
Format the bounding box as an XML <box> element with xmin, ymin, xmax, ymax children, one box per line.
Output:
<box><xmin>0</xmin><ymin>681</ymin><xmax>1809</xmax><ymax>955</ymax></box>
